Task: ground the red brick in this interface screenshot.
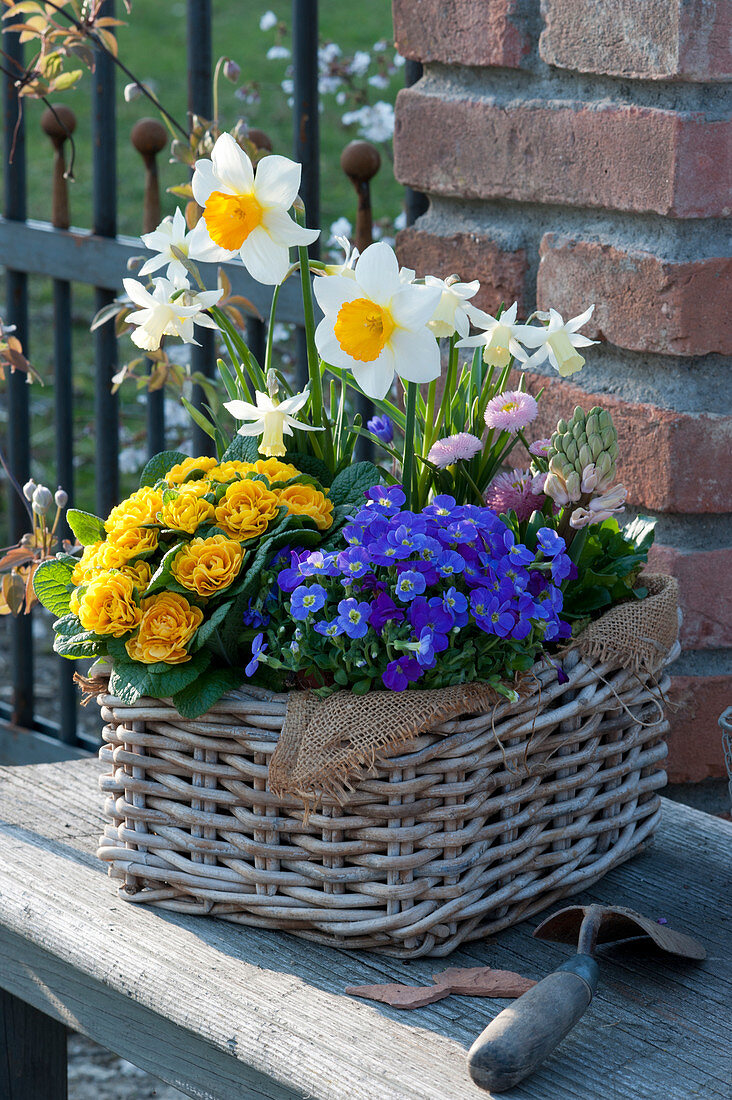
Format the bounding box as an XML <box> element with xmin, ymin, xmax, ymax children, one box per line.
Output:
<box><xmin>394</xmin><ymin>88</ymin><xmax>732</xmax><ymax>217</ymax></box>
<box><xmin>540</xmin><ymin>0</ymin><xmax>732</xmax><ymax>82</ymax></box>
<box><xmin>647</xmin><ymin>546</ymin><xmax>732</xmax><ymax>648</ymax></box>
<box><xmin>392</xmin><ymin>0</ymin><xmax>531</xmax><ymax>69</ymax></box>
<box><xmin>395</xmin><ymin>226</ymin><xmax>528</xmax><ymax>314</ymax></box>
<box><xmin>517</xmin><ymin>372</ymin><xmax>732</xmax><ymax>513</ymax></box>
<box><xmin>537</xmin><ymin>235</ymin><xmax>732</xmax><ymax>357</ymax></box>
<box><xmin>666</xmin><ymin>674</ymin><xmax>730</xmax><ymax>782</ymax></box>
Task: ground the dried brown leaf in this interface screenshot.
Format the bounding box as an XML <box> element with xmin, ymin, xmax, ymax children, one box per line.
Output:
<box><xmin>432</xmin><ymin>966</ymin><xmax>536</xmax><ymax>998</ymax></box>
<box><xmin>345</xmin><ymin>983</ymin><xmax>448</xmax><ymax>1009</ymax></box>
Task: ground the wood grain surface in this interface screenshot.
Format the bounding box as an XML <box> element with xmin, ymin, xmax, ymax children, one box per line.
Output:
<box><xmin>0</xmin><ymin>759</ymin><xmax>730</xmax><ymax>1100</ymax></box>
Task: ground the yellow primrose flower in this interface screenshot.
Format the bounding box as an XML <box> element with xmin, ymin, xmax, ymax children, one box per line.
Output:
<box><xmin>171</xmin><ymin>534</ymin><xmax>244</xmax><ymax>597</ymax></box>
<box><xmin>214</xmin><ymin>479</ymin><xmax>280</xmax><ymax>540</ymax></box>
<box><xmin>252</xmin><ymin>458</ymin><xmax>300</xmax><ymax>483</ymax></box>
<box><xmin>125</xmin><ymin>592</ymin><xmax>203</xmax><ymax>665</ymax></box>
<box><xmin>104</xmin><ymin>525</ymin><xmax>159</xmax><ymax>561</ymax></box>
<box><xmin>208</xmin><ymin>460</ymin><xmax>255</xmax><ymax>483</ymax></box>
<box><xmin>160</xmin><ymin>492</ymin><xmax>215</xmax><ymax>534</ymax></box>
<box><xmin>121</xmin><ymin>559</ymin><xmax>152</xmax><ymax>591</ymax></box>
<box><xmin>77</xmin><ymin>572</ymin><xmax>143</xmax><ymax>637</ymax></box>
<box><xmin>189</xmin><ymin>133</ymin><xmax>319</xmax><ymax>285</ymax></box>
<box><xmin>313</xmin><ymin>242</ymin><xmax>442</xmax><ymax>400</ymax></box>
<box><xmin>166</xmin><ymin>456</ymin><xmax>218</xmax><ymax>485</ymax></box>
<box><xmin>278</xmin><ymin>483</ymin><xmax>333</xmax><ymax>531</ymax></box>
<box><xmin>105</xmin><ymin>486</ymin><xmax>164</xmax><ymax>533</ymax></box>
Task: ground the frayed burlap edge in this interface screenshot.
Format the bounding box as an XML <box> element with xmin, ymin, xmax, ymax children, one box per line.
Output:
<box><xmin>268</xmin><ymin>681</ymin><xmax>504</xmax><ymax>810</ymax></box>
<box><xmin>574</xmin><ymin>573</ymin><xmax>679</xmax><ymax>674</ymax></box>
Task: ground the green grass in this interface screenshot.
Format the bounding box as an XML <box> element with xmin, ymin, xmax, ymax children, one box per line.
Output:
<box><xmin>1</xmin><ymin>0</ymin><xmax>401</xmax><ymax>541</ymax></box>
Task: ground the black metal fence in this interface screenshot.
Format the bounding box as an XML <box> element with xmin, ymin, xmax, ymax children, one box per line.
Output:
<box><xmin>0</xmin><ymin>0</ymin><xmax>326</xmax><ymax>749</ymax></box>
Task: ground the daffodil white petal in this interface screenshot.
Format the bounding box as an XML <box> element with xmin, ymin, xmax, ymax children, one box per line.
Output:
<box><xmin>390</xmin><ymin>282</ymin><xmax>442</xmax><ymax>328</ymax></box>
<box><xmin>131</xmin><ymin>325</ymin><xmax>165</xmax><ymax>351</ymax></box>
<box><xmin>191</xmin><ymin>158</ymin><xmax>221</xmax><ymax>207</ymax></box>
<box><xmin>211</xmin><ymin>132</ymin><xmax>254</xmax><ymax>193</ymax></box>
<box><xmin>354</xmin><ymin>242</ymin><xmax>401</xmax><ymax>302</ymax></box>
<box><xmin>254</xmin><ymin>153</ymin><xmax>302</xmax><ymax>207</ymax></box>
<box><xmin>137</xmin><ymin>254</ymin><xmax>168</xmax><ymax>277</ymax></box>
<box><xmin>240</xmin><ymin>227</ymin><xmax>291</xmax><ymax>285</ymax></box>
<box><xmin>511</xmin><ymin>323</ymin><xmax>549</xmax><ymax>348</ymax></box>
<box><xmin>224</xmin><ymin>399</ymin><xmax>261</xmax><ymax>420</ymax></box>
<box><xmin>570</xmin><ymin>334</ymin><xmax>596</xmax><ymax>348</ymax></box>
<box><xmin>312</xmin><ymin>273</ymin><xmax>361</xmax><ymax>315</ymax></box>
<box><xmin>508</xmin><ymin>337</ymin><xmax>529</xmax><ymax>362</ymax></box>
<box><xmin>187</xmin><ymin>217</ymin><xmax>236</xmax><ymax>262</ymax></box>
<box><xmin>520</xmin><ymin>346</ymin><xmax>550</xmax><ymax>370</ymax></box>
<box><xmin>123</xmin><ymin>278</ymin><xmax>155</xmax><ymax>308</ymax></box>
<box><xmin>314</xmin><ymin>317</ymin><xmax>355</xmax><ymax>369</ymax></box>
<box><xmin>351</xmin><ymin>353</ymin><xmax>396</xmax><ymax>400</ymax></box>
<box><xmin>566</xmin><ymin>304</ymin><xmax>595</xmax><ymax>332</ymax></box>
<box><xmin>278</xmin><ymin>390</ymin><xmax>309</xmax><ymax>416</ymax></box>
<box><xmin>262</xmin><ymin>206</ymin><xmax>319</xmax><ymax>246</ymax></box>
<box><xmin>388</xmin><ymin>326</ymin><xmax>441</xmax><ymax>384</ymax></box>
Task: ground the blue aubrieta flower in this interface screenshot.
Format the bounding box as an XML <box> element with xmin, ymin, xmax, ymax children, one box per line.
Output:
<box><xmin>290</xmin><ymin>583</ymin><xmax>327</xmax><ymax>620</ymax></box>
<box><xmin>336</xmin><ymin>597</ymin><xmax>371</xmax><ymax>639</ymax></box>
<box><xmin>382</xmin><ymin>655</ymin><xmax>421</xmax><ymax>692</ymax></box>
<box><xmin>245</xmin><ymin>633</ymin><xmax>267</xmax><ymax>677</ymax></box>
<box><xmin>366</xmin><ymin>414</ymin><xmax>394</xmax><ymax>444</ymax></box>
<box><xmin>314</xmin><ymin>618</ymin><xmax>344</xmax><ymax>637</ymax></box>
<box><xmin>394</xmin><ymin>570</ymin><xmax>427</xmax><ymax>602</ymax></box>
<box><xmin>299</xmin><ymin>550</ymin><xmax>340</xmax><ymax>577</ymax></box>
<box><xmin>337</xmin><ymin>547</ymin><xmax>371</xmax><ymax>580</ymax></box>
<box><xmin>365</xmin><ymin>484</ymin><xmax>406</xmax><ymax>512</ymax></box>
<box><xmin>536</xmin><ymin>527</ymin><xmax>566</xmax><ymax>558</ymax></box>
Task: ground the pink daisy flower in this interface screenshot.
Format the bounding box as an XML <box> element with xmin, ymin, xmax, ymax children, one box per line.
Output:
<box><xmin>485</xmin><ymin>469</ymin><xmax>547</xmax><ymax>522</ymax></box>
<box><xmin>484</xmin><ymin>390</ymin><xmax>538</xmax><ymax>434</ymax></box>
<box><xmin>427</xmin><ymin>432</ymin><xmax>483</xmax><ymax>469</ymax></box>
<box><xmin>529</xmin><ymin>437</ymin><xmax>551</xmax><ymax>457</ymax></box>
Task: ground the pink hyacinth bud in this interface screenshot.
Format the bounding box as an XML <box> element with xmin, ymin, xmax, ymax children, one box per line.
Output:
<box><xmin>569</xmin><ymin>507</ymin><xmax>592</xmax><ymax>529</ymax></box>
<box><xmin>223</xmin><ymin>58</ymin><xmax>241</xmax><ymax>83</ymax></box>
<box><xmin>581</xmin><ymin>463</ymin><xmax>599</xmax><ymax>494</ymax></box>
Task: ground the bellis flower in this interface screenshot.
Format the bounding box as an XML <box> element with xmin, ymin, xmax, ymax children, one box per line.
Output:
<box><xmin>427</xmin><ymin>433</ymin><xmax>483</xmax><ymax>469</ymax></box>
<box><xmin>224</xmin><ymin>387</ymin><xmax>323</xmax><ymax>457</ymax></box>
<box><xmin>191</xmin><ymin>133</ymin><xmax>319</xmax><ymax>285</ymax></box>
<box><xmin>485</xmin><ymin>470</ymin><xmax>547</xmax><ymax>523</ymax></box>
<box><xmin>313</xmin><ymin>241</ymin><xmax>442</xmax><ymax>400</ymax></box>
<box><xmin>484</xmin><ymin>390</ymin><xmax>538</xmax><ymax>434</ymax></box>
<box><xmin>518</xmin><ymin>306</ymin><xmax>597</xmax><ymax>377</ymax></box>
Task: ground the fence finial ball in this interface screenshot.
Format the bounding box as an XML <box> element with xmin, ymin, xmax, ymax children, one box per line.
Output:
<box><xmin>40</xmin><ymin>104</ymin><xmax>77</xmax><ymax>144</ymax></box>
<box><xmin>341</xmin><ymin>141</ymin><xmax>381</xmax><ymax>183</ymax></box>
<box><xmin>131</xmin><ymin>118</ymin><xmax>168</xmax><ymax>157</ymax></box>
<box><xmin>248</xmin><ymin>129</ymin><xmax>273</xmax><ymax>152</ymax></box>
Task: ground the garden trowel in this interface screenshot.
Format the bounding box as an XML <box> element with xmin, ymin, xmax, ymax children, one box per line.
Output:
<box><xmin>467</xmin><ymin>903</ymin><xmax>706</xmax><ymax>1093</ymax></box>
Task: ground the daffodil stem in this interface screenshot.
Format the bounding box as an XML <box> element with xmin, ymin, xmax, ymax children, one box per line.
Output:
<box><xmin>264</xmin><ymin>282</ymin><xmax>282</xmax><ymax>375</ymax></box>
<box><xmin>403</xmin><ymin>382</ymin><xmax>418</xmax><ymax>509</ymax></box>
<box><xmin>297</xmin><ymin>241</ymin><xmax>334</xmax><ymax>468</ymax></box>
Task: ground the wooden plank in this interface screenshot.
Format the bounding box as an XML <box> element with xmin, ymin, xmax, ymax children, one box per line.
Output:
<box><xmin>0</xmin><ymin>217</ymin><xmax>306</xmax><ymax>324</ymax></box>
<box><xmin>0</xmin><ymin>723</ymin><xmax>89</xmax><ymax>767</ymax></box>
<box><xmin>0</xmin><ymin>988</ymin><xmax>68</xmax><ymax>1100</ymax></box>
<box><xmin>0</xmin><ymin>761</ymin><xmax>730</xmax><ymax>1100</ymax></box>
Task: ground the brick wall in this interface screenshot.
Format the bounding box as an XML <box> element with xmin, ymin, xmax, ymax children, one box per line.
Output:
<box><xmin>392</xmin><ymin>0</ymin><xmax>732</xmax><ymax>783</ymax></box>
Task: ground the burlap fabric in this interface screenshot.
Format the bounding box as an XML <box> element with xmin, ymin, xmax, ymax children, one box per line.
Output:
<box><xmin>268</xmin><ymin>573</ymin><xmax>679</xmax><ymax>803</ymax></box>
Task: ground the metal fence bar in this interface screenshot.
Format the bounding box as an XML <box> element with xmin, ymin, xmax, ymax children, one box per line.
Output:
<box><xmin>92</xmin><ymin>0</ymin><xmax>120</xmax><ymax>520</ymax></box>
<box><xmin>292</xmin><ymin>0</ymin><xmax>319</xmax><ymax>391</ymax></box>
<box><xmin>41</xmin><ymin>104</ymin><xmax>77</xmax><ymax>744</ymax></box>
<box><xmin>2</xmin><ymin>25</ymin><xmax>34</xmax><ymax>729</ymax></box>
<box><xmin>187</xmin><ymin>0</ymin><xmax>216</xmax><ymax>456</ymax></box>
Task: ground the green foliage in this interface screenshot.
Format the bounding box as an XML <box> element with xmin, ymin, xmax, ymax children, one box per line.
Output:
<box><xmin>108</xmin><ymin>649</ymin><xmax>212</xmax><ymax>705</ymax></box>
<box><xmin>33</xmin><ymin>558</ymin><xmax>76</xmax><ymax>617</ymax></box>
<box><xmin>328</xmin><ymin>461</ymin><xmax>380</xmax><ymax>508</ymax></box>
<box><xmin>172</xmin><ymin>666</ymin><xmax>246</xmax><ymax>718</ymax></box>
<box><xmin>66</xmin><ymin>509</ymin><xmax>106</xmax><ymax>546</ymax></box>
<box><xmin>220</xmin><ymin>434</ymin><xmax>260</xmax><ymax>464</ymax></box>
<box><xmin>561</xmin><ymin>516</ymin><xmax>656</xmax><ymax>621</ymax></box>
<box><xmin>139</xmin><ymin>450</ymin><xmax>189</xmax><ymax>488</ymax></box>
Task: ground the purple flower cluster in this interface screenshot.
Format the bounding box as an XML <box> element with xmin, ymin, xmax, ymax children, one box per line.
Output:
<box><xmin>256</xmin><ymin>486</ymin><xmax>572</xmax><ymax>693</ymax></box>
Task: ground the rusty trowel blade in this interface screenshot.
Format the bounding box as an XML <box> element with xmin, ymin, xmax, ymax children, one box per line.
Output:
<box><xmin>534</xmin><ymin>904</ymin><xmax>706</xmax><ymax>960</ymax></box>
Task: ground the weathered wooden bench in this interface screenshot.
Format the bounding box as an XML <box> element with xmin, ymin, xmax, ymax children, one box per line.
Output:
<box><xmin>0</xmin><ymin>758</ymin><xmax>730</xmax><ymax>1099</ymax></box>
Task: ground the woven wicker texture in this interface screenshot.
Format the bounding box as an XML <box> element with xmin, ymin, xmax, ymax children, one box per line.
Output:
<box><xmin>97</xmin><ymin>638</ymin><xmax>678</xmax><ymax>957</ymax></box>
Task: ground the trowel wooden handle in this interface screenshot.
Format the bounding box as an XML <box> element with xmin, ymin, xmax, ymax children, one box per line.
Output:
<box><xmin>467</xmin><ymin>955</ymin><xmax>599</xmax><ymax>1093</ymax></box>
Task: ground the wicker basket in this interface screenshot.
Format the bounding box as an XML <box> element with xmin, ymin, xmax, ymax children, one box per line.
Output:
<box><xmin>97</xmin><ymin>642</ymin><xmax>677</xmax><ymax>957</ymax></box>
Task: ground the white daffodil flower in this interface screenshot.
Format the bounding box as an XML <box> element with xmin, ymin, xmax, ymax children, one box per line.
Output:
<box><xmin>517</xmin><ymin>305</ymin><xmax>597</xmax><ymax>377</ymax></box>
<box><xmin>456</xmin><ymin>302</ymin><xmax>530</xmax><ymax>369</ymax></box>
<box><xmin>323</xmin><ymin>235</ymin><xmax>359</xmax><ymax>278</ymax></box>
<box><xmin>425</xmin><ymin>276</ymin><xmax>481</xmax><ymax>338</ymax></box>
<box><xmin>224</xmin><ymin>388</ymin><xmax>323</xmax><ymax>458</ymax></box>
<box><xmin>123</xmin><ymin>277</ymin><xmax>223</xmax><ymax>352</ymax></box>
<box><xmin>191</xmin><ymin>133</ymin><xmax>319</xmax><ymax>285</ymax></box>
<box><xmin>138</xmin><ymin>208</ymin><xmax>223</xmax><ymax>283</ymax></box>
<box><xmin>313</xmin><ymin>241</ymin><xmax>442</xmax><ymax>401</ymax></box>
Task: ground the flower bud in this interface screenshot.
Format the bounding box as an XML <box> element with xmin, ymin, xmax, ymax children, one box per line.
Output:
<box><xmin>23</xmin><ymin>479</ymin><xmax>37</xmax><ymax>501</ymax></box>
<box><xmin>565</xmin><ymin>439</ymin><xmax>578</xmax><ymax>464</ymax></box>
<box><xmin>124</xmin><ymin>82</ymin><xmax>142</xmax><ymax>103</ymax></box>
<box><xmin>54</xmin><ymin>488</ymin><xmax>68</xmax><ymax>508</ymax></box>
<box><xmin>581</xmin><ymin>463</ymin><xmax>599</xmax><ymax>493</ymax></box>
<box><xmin>544</xmin><ymin>472</ymin><xmax>570</xmax><ymax>506</ymax></box>
<box><xmin>565</xmin><ymin>471</ymin><xmax>582</xmax><ymax>502</ymax></box>
<box><xmin>578</xmin><ymin>443</ymin><xmax>593</xmax><ymax>469</ymax></box>
<box><xmin>590</xmin><ymin>434</ymin><xmax>604</xmax><ymax>460</ymax></box>
<box><xmin>569</xmin><ymin>507</ymin><xmax>592</xmax><ymax>529</ymax></box>
<box><xmin>223</xmin><ymin>58</ymin><xmax>241</xmax><ymax>83</ymax></box>
<box><xmin>32</xmin><ymin>485</ymin><xmax>53</xmax><ymax>513</ymax></box>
